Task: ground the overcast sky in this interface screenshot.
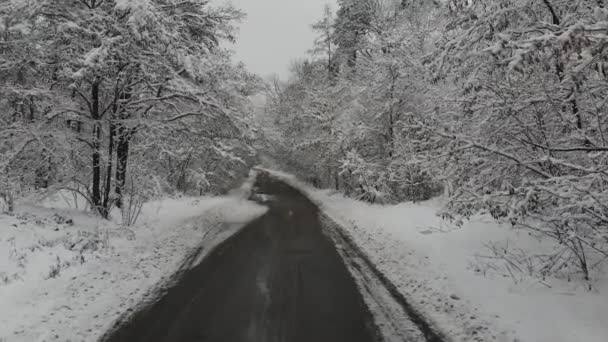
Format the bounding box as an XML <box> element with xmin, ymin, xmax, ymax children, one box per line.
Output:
<box><xmin>221</xmin><ymin>0</ymin><xmax>337</xmax><ymax>79</ymax></box>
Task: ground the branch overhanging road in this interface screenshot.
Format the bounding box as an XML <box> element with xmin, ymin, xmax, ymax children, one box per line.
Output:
<box><xmin>103</xmin><ymin>174</ymin><xmax>441</xmax><ymax>342</ymax></box>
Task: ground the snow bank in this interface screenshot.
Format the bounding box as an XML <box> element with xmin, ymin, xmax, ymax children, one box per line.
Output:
<box><xmin>0</xmin><ymin>176</ymin><xmax>267</xmax><ymax>342</ymax></box>
<box><xmin>261</xmin><ymin>168</ymin><xmax>608</xmax><ymax>342</ymax></box>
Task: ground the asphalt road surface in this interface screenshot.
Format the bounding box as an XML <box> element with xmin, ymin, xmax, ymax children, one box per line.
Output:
<box><xmin>104</xmin><ymin>175</ymin><xmax>380</xmax><ymax>342</ymax></box>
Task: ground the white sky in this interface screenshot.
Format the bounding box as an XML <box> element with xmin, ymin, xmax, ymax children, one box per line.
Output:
<box><xmin>221</xmin><ymin>0</ymin><xmax>337</xmax><ymax>79</ymax></box>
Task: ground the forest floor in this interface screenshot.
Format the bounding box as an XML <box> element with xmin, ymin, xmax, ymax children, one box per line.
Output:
<box><xmin>0</xmin><ymin>176</ymin><xmax>267</xmax><ymax>342</ymax></box>
<box><xmin>263</xmin><ymin>168</ymin><xmax>608</xmax><ymax>342</ymax></box>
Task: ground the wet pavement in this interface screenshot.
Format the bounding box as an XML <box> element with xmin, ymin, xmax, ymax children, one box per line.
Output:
<box><xmin>103</xmin><ymin>174</ymin><xmax>380</xmax><ymax>342</ymax></box>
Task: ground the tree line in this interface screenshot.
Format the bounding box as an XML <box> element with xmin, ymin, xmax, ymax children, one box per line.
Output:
<box><xmin>260</xmin><ymin>0</ymin><xmax>608</xmax><ymax>281</ymax></box>
<box><xmin>0</xmin><ymin>0</ymin><xmax>259</xmax><ymax>222</ymax></box>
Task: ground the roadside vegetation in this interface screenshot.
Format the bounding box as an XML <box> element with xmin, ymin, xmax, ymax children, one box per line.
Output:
<box><xmin>0</xmin><ymin>0</ymin><xmax>258</xmax><ymax>223</ymax></box>
<box><xmin>258</xmin><ymin>0</ymin><xmax>608</xmax><ymax>282</ymax></box>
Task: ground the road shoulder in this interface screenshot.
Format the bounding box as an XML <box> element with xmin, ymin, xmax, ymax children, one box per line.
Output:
<box><xmin>0</xmin><ymin>177</ymin><xmax>267</xmax><ymax>342</ymax></box>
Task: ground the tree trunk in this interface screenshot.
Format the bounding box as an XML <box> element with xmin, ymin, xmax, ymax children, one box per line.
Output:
<box><xmin>387</xmin><ymin>69</ymin><xmax>397</xmax><ymax>159</ymax></box>
<box><xmin>103</xmin><ymin>122</ymin><xmax>116</xmax><ymax>211</ymax></box>
<box><xmin>114</xmin><ymin>89</ymin><xmax>133</xmax><ymax>209</ymax></box>
<box><xmin>1</xmin><ymin>192</ymin><xmax>14</xmax><ymax>214</ymax></box>
<box><xmin>115</xmin><ymin>126</ymin><xmax>131</xmax><ymax>208</ymax></box>
<box><xmin>334</xmin><ymin>170</ymin><xmax>340</xmax><ymax>190</ymax></box>
<box><xmin>28</xmin><ymin>97</ymin><xmax>35</xmax><ymax>122</ymax></box>
<box><xmin>2</xmin><ymin>167</ymin><xmax>14</xmax><ymax>214</ymax></box>
<box><xmin>542</xmin><ymin>0</ymin><xmax>588</xmax><ymax>144</ymax></box>
<box><xmin>91</xmin><ymin>81</ymin><xmax>105</xmax><ymax>217</ymax></box>
<box><xmin>176</xmin><ymin>153</ymin><xmax>193</xmax><ymax>193</ymax></box>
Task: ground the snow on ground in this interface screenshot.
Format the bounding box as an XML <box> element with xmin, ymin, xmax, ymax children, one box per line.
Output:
<box><xmin>263</xmin><ymin>168</ymin><xmax>608</xmax><ymax>342</ymax></box>
<box><xmin>0</xmin><ymin>174</ymin><xmax>267</xmax><ymax>342</ymax></box>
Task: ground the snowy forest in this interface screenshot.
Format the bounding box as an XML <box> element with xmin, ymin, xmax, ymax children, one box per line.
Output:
<box><xmin>0</xmin><ymin>0</ymin><xmax>259</xmax><ymax>222</ymax></box>
<box><xmin>2</xmin><ymin>0</ymin><xmax>608</xmax><ymax>341</ymax></box>
<box><xmin>257</xmin><ymin>0</ymin><xmax>608</xmax><ymax>281</ymax></box>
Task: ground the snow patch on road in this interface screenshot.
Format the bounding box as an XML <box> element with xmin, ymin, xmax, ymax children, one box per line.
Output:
<box><xmin>0</xmin><ymin>175</ymin><xmax>267</xmax><ymax>342</ymax></box>
<box><xmin>262</xmin><ymin>168</ymin><xmax>608</xmax><ymax>342</ymax></box>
